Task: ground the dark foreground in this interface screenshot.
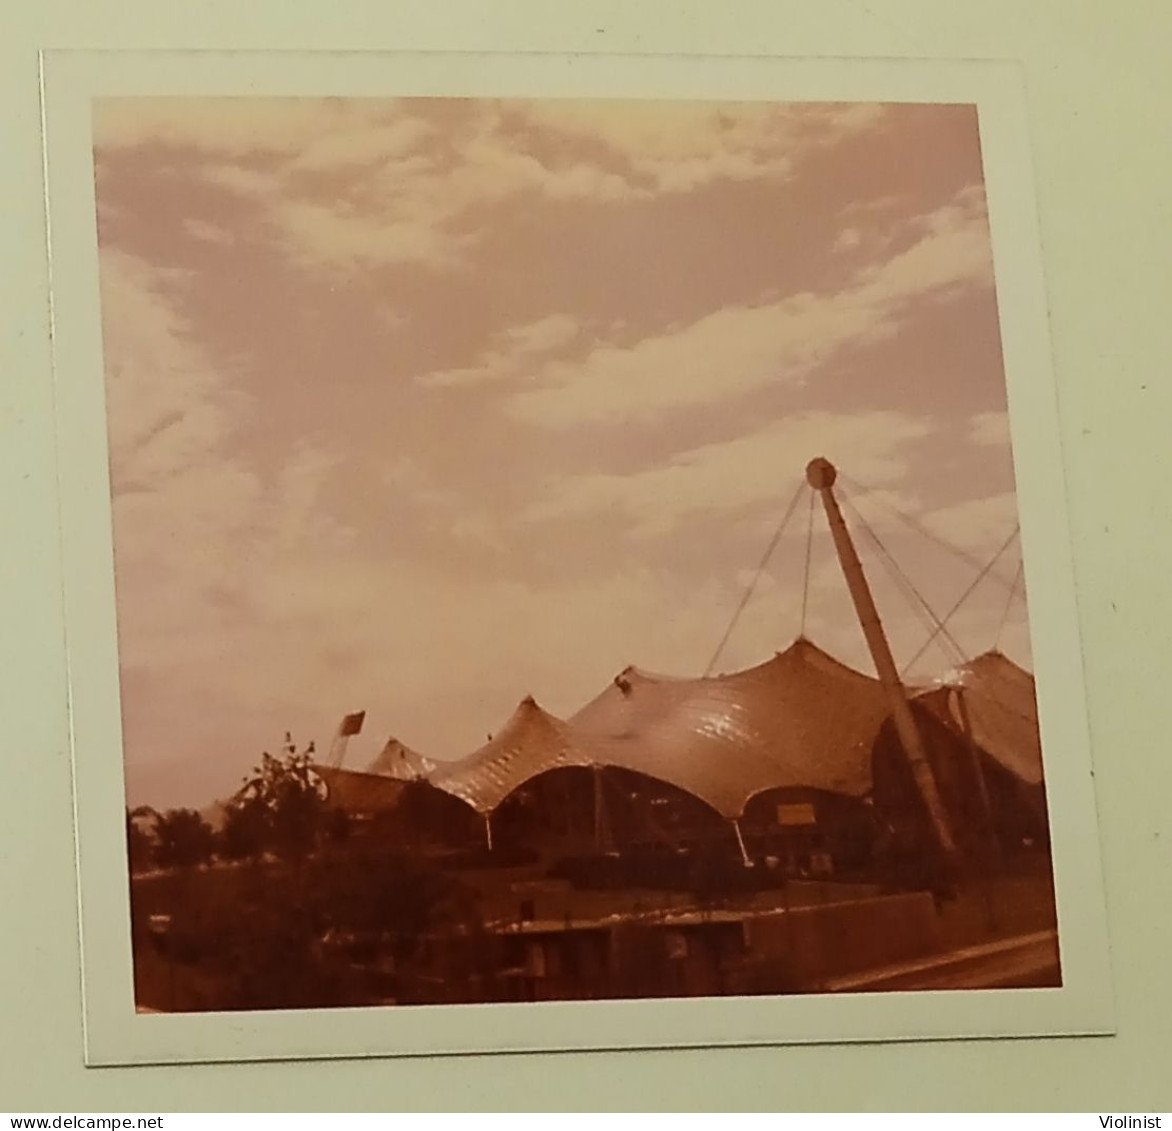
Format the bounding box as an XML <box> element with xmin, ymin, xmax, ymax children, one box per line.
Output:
<box><xmin>130</xmin><ymin>845</ymin><xmax>1060</xmax><ymax>1012</ymax></box>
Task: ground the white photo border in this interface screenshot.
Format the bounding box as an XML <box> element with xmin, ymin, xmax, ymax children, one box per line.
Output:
<box><xmin>39</xmin><ymin>48</ymin><xmax>1115</xmax><ymax>1066</ymax></box>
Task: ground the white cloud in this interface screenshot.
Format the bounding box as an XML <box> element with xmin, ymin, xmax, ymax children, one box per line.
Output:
<box><xmin>416</xmin><ymin>313</ymin><xmax>581</xmax><ymax>389</ymax></box>
<box><xmin>970</xmin><ymin>410</ymin><xmax>1011</xmax><ymax>446</ymax></box>
<box><xmin>181</xmin><ymin>217</ymin><xmax>235</xmax><ymax>246</ymax></box>
<box><xmin>270</xmin><ymin>197</ymin><xmax>474</xmax><ymax>271</ymax></box>
<box><xmin>288</xmin><ymin>118</ymin><xmax>435</xmax><ymax>171</ymax></box>
<box><xmin>508</xmin><ymin>185</ymin><xmax>994</xmax><ymax>428</ymax></box>
<box><xmin>381</xmin><ymin>455</ymin><xmax>504</xmax><ymax>548</ymax></box>
<box><xmin>922</xmin><ymin>491</ymin><xmax>1020</xmax><ymax>554</ymax></box>
<box><xmin>201</xmin><ymin>163</ymin><xmax>281</xmax><ymax>198</ymax></box>
<box><xmin>521</xmin><ymin>410</ymin><xmax>932</xmax><ymax>536</ymax></box>
<box><xmin>201</xmin><ymin>157</ymin><xmax>472</xmax><ymax>271</ymax></box>
<box><xmin>112</xmin><ymin>99</ymin><xmax>897</xmax><ymax>279</ymax></box>
<box><xmin>98</xmin><ymin>248</ymin><xmax>358</xmax><ymax>674</ymax></box>
<box><xmin>515</xmin><ymin>100</ymin><xmax>887</xmax><ymax>195</ymax></box>
<box><xmin>452</xmin><ymin>122</ymin><xmax>640</xmax><ymax>202</ymax></box>
<box><xmin>508</xmin><ymin>297</ymin><xmax>892</xmax><ymax>427</ymax></box>
<box><xmin>98</xmin><ymin>248</ymin><xmax>246</xmax><ymax>492</ymax></box>
<box><xmin>503</xmin><ymin>313</ymin><xmax>581</xmax><ymax>355</ymax></box>
<box><xmin>94</xmin><ymin>98</ymin><xmax>413</xmax><ymax>158</ymax></box>
<box><xmin>852</xmin><ymin>185</ymin><xmax>993</xmax><ymax>304</ymax></box>
<box><xmin>832</xmin><ymin>227</ymin><xmax>863</xmax><ymax>253</ymax></box>
<box><xmin>98</xmin><ymin>250</ymin><xmax>263</xmax><ymax>666</ymax></box>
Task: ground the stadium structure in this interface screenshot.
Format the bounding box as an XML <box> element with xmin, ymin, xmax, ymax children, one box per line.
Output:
<box><xmin>313</xmin><ymin>458</ymin><xmax>1049</xmax><ymax>889</ymax></box>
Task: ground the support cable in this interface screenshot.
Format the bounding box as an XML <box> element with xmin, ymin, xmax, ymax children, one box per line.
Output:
<box><xmin>901</xmin><ymin>525</ymin><xmax>1020</xmax><ymax>676</ymax></box>
<box><xmin>704</xmin><ymin>480</ymin><xmax>808</xmax><ymax>677</ymax></box>
<box><xmin>995</xmin><ymin>556</ymin><xmax>1025</xmax><ymax>651</ymax></box>
<box><xmin>839</xmin><ymin>489</ymin><xmax>968</xmax><ymax>672</ymax></box>
<box><xmin>800</xmin><ymin>487</ymin><xmax>816</xmax><ymax>638</ymax></box>
<box><xmin>840</xmin><ymin>471</ymin><xmax>1017</xmax><ymax>590</ymax></box>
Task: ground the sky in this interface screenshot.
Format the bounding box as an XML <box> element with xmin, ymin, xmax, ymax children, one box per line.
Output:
<box><xmin>91</xmin><ymin>97</ymin><xmax>1032</xmax><ymax>810</ymax></box>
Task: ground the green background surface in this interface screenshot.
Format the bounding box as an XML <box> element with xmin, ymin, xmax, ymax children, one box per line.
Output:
<box><xmin>2</xmin><ymin>1</ymin><xmax>1169</xmax><ymax>1113</ymax></box>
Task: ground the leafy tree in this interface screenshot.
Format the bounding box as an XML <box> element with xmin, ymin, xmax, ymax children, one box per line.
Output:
<box><xmin>308</xmin><ymin>845</ymin><xmax>479</xmax><ymax>956</ymax></box>
<box><xmin>218</xmin><ymin>797</ymin><xmax>269</xmax><ymax>861</ymax></box>
<box><xmin>153</xmin><ymin>847</ymin><xmax>485</xmax><ymax>1011</ymax></box>
<box><xmin>126</xmin><ymin>808</ymin><xmax>156</xmax><ymax>874</ymax></box>
<box><xmin>227</xmin><ymin>734</ymin><xmax>329</xmax><ymax>860</ymax></box>
<box><xmin>152</xmin><ymin>808</ymin><xmax>216</xmax><ymax>869</ymax></box>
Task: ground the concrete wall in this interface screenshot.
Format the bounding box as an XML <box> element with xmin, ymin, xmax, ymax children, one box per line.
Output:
<box><xmin>741</xmin><ymin>892</ymin><xmax>942</xmax><ymax>989</ymax></box>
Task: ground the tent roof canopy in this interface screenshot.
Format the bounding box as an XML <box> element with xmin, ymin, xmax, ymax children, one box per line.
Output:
<box><xmin>915</xmin><ymin>649</ymin><xmax>1043</xmax><ymax>785</ymax></box>
<box><xmin>427</xmin><ymin>695</ymin><xmax>595</xmax><ymax>815</ymax></box>
<box><xmin>357</xmin><ymin>635</ymin><xmax>1041</xmax><ymax>822</ymax></box>
<box><xmin>429</xmin><ymin>638</ymin><xmax>899</xmax><ymax>819</ymax></box>
<box><xmin>366</xmin><ymin>736</ymin><xmax>436</xmax><ymax>782</ymax></box>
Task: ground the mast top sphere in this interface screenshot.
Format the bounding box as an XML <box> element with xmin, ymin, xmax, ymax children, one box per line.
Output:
<box><xmin>806</xmin><ymin>457</ymin><xmax>837</xmax><ymax>489</ymax></box>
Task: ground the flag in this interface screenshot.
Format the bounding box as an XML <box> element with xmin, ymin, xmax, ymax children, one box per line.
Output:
<box><xmin>339</xmin><ymin>710</ymin><xmax>366</xmax><ymax>737</ymax></box>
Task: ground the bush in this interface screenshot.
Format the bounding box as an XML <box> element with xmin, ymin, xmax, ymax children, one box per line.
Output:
<box><xmin>152</xmin><ymin>808</ymin><xmax>216</xmax><ymax>869</ymax></box>
<box><xmin>138</xmin><ymin>850</ymin><xmax>484</xmax><ymax>1011</ymax></box>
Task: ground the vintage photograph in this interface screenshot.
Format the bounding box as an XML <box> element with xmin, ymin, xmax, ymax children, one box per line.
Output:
<box><xmin>92</xmin><ymin>94</ymin><xmax>1061</xmax><ymax>1015</ymax></box>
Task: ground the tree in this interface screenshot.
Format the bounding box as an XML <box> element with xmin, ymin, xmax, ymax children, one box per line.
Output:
<box><xmin>308</xmin><ymin>845</ymin><xmax>479</xmax><ymax>955</ymax></box>
<box><xmin>152</xmin><ymin>808</ymin><xmax>216</xmax><ymax>869</ymax></box>
<box><xmin>126</xmin><ymin>808</ymin><xmax>155</xmax><ymax>874</ymax></box>
<box><xmin>217</xmin><ymin>797</ymin><xmax>269</xmax><ymax>861</ymax></box>
<box><xmin>226</xmin><ymin>735</ymin><xmax>329</xmax><ymax>860</ymax></box>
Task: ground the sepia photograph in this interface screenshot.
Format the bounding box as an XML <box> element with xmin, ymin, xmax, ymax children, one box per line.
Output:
<box><xmin>36</xmin><ymin>51</ymin><xmax>1117</xmax><ymax>1064</ymax></box>
<box><xmin>89</xmin><ymin>90</ymin><xmax>1064</xmax><ymax>1015</ymax></box>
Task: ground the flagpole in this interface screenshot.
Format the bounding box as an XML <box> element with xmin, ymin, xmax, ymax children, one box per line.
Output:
<box><xmin>326</xmin><ymin>710</ymin><xmax>366</xmax><ymax>769</ymax></box>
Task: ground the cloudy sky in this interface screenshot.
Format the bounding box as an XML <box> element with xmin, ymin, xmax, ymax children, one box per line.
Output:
<box><xmin>92</xmin><ymin>97</ymin><xmax>1031</xmax><ymax>809</ymax></box>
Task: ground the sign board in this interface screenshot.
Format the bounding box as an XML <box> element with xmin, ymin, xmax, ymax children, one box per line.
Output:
<box><xmin>777</xmin><ymin>802</ymin><xmax>818</xmax><ymax>827</ymax></box>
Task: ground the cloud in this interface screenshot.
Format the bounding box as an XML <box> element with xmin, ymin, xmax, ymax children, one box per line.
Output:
<box><xmin>268</xmin><ymin>197</ymin><xmax>474</xmax><ymax>272</ymax></box>
<box><xmin>105</xmin><ymin>98</ymin><xmax>896</xmax><ymax>280</ymax></box>
<box><xmin>98</xmin><ymin>248</ymin><xmax>358</xmax><ymax>673</ymax></box>
<box><xmin>176</xmin><ymin>103</ymin><xmax>643</xmax><ymax>275</ymax></box>
<box><xmin>98</xmin><ymin>250</ymin><xmax>263</xmax><ymax>667</ymax></box>
<box><xmin>381</xmin><ymin>455</ymin><xmax>505</xmax><ymax>548</ymax></box>
<box><xmin>98</xmin><ymin>248</ymin><xmax>246</xmax><ymax>492</ymax></box>
<box><xmin>831</xmin><ymin>479</ymin><xmax>1022</xmax><ymax>599</ymax></box>
<box><xmin>181</xmin><ymin>217</ymin><xmax>235</xmax><ymax>246</ymax></box>
<box><xmin>96</xmin><ymin>97</ymin><xmax>888</xmax><ymax>199</ymax></box>
<box><xmin>449</xmin><ymin>119</ymin><xmax>640</xmax><ymax>202</ymax></box>
<box><xmin>259</xmin><ymin>445</ymin><xmax>352</xmax><ymax>561</ymax></box>
<box><xmin>288</xmin><ymin>118</ymin><xmax>436</xmax><ymax>171</ymax></box>
<box><xmin>853</xmin><ymin>185</ymin><xmax>993</xmax><ymax>302</ymax></box>
<box><xmin>416</xmin><ymin>313</ymin><xmax>581</xmax><ymax>389</ymax></box>
<box><xmin>93</xmin><ymin>98</ymin><xmax>418</xmax><ymax>158</ymax></box>
<box><xmin>521</xmin><ymin>410</ymin><xmax>932</xmax><ymax>536</ymax></box>
<box><xmin>922</xmin><ymin>491</ymin><xmax>1020</xmax><ymax>554</ymax></box>
<box><xmin>970</xmin><ymin>410</ymin><xmax>1011</xmax><ymax>446</ymax></box>
<box><xmin>507</xmin><ymin>184</ymin><xmax>993</xmax><ymax>428</ymax></box>
<box><xmin>202</xmin><ymin>163</ymin><xmax>281</xmax><ymax>198</ymax></box>
<box><xmin>515</xmin><ymin>100</ymin><xmax>888</xmax><ymax>195</ymax></box>
<box><xmin>503</xmin><ymin>313</ymin><xmax>581</xmax><ymax>354</ymax></box>
<box><xmin>832</xmin><ymin>228</ymin><xmax>863</xmax><ymax>253</ymax></box>
<box><xmin>199</xmin><ymin>160</ymin><xmax>473</xmax><ymax>271</ymax></box>
<box><xmin>507</xmin><ymin>298</ymin><xmax>891</xmax><ymax>427</ymax></box>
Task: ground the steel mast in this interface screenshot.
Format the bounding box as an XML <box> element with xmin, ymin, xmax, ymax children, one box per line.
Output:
<box><xmin>805</xmin><ymin>457</ymin><xmax>959</xmax><ymax>863</ymax></box>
